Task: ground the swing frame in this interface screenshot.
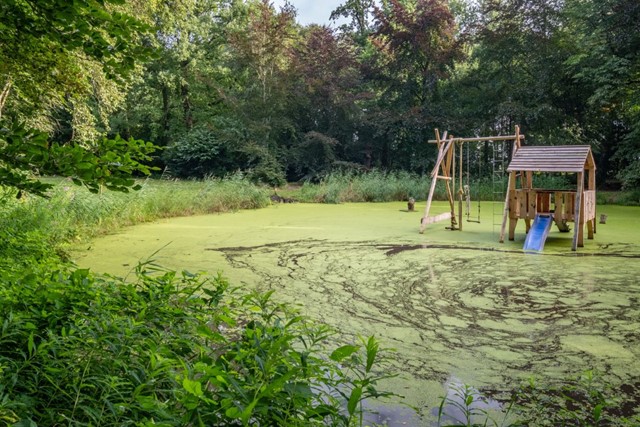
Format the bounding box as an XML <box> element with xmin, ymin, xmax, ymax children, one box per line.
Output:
<box><xmin>419</xmin><ymin>126</ymin><xmax>524</xmax><ymax>234</ymax></box>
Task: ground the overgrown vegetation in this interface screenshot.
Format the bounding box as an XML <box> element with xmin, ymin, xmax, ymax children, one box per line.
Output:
<box><xmin>0</xmin><ymin>259</ymin><xmax>395</xmax><ymax>426</ymax></box>
<box><xmin>293</xmin><ymin>171</ymin><xmax>575</xmax><ymax>204</ymax></box>
<box><xmin>2</xmin><ymin>176</ymin><xmax>639</xmax><ymax>425</ymax></box>
<box><xmin>436</xmin><ymin>371</ymin><xmax>639</xmax><ymax>426</ymax></box>
<box><xmin>0</xmin><ymin>178</ymin><xmax>401</xmax><ymax>426</ymax></box>
<box><xmin>0</xmin><ymin>175</ymin><xmax>269</xmax><ymax>259</ymax></box>
<box><xmin>3</xmin><ymin>0</ymin><xmax>639</xmax><ymax>194</ymax></box>
<box><xmin>1</xmin><ymin>0</ymin><xmax>638</xmax><ymax>423</ymax></box>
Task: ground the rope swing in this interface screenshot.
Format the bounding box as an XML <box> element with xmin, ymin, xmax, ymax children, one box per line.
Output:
<box><xmin>465</xmin><ymin>142</ymin><xmax>481</xmax><ymax>223</ymax></box>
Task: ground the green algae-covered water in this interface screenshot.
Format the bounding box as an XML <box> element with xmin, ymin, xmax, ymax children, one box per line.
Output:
<box><xmin>73</xmin><ymin>202</ymin><xmax>640</xmax><ymax>425</ymax></box>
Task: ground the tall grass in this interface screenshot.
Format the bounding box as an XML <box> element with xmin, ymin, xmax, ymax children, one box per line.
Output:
<box><xmin>0</xmin><ymin>259</ymin><xmax>395</xmax><ymax>426</ymax></box>
<box><xmin>0</xmin><ymin>175</ymin><xmax>270</xmax><ymax>258</ymax></box>
<box><xmin>295</xmin><ymin>170</ymin><xmax>573</xmax><ymax>204</ymax></box>
<box><xmin>297</xmin><ymin>170</ymin><xmax>430</xmax><ymax>203</ymax></box>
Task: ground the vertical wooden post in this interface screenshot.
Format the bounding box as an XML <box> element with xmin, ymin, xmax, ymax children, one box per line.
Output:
<box><xmin>458</xmin><ymin>142</ymin><xmax>463</xmax><ymax>231</ymax></box>
<box><xmin>572</xmin><ymin>171</ymin><xmax>584</xmax><ymax>251</ymax></box>
<box><xmin>443</xmin><ymin>138</ymin><xmax>456</xmax><ymax>228</ymax></box>
<box><xmin>589</xmin><ymin>165</ymin><xmax>596</xmax><ymax>235</ymax></box>
<box><xmin>420</xmin><ymin>131</ymin><xmax>448</xmax><ymax>233</ymax></box>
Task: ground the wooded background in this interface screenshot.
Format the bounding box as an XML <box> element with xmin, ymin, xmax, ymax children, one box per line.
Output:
<box><xmin>2</xmin><ymin>0</ymin><xmax>638</xmax><ymax>189</ymax></box>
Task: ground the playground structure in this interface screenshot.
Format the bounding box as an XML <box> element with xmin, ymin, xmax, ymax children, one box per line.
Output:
<box><xmin>420</xmin><ymin>127</ymin><xmax>597</xmax><ymax>251</ymax></box>
<box><xmin>502</xmin><ymin>144</ymin><xmax>597</xmax><ymax>251</ymax></box>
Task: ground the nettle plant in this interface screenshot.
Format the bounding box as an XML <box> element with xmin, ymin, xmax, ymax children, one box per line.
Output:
<box><xmin>0</xmin><ymin>259</ymin><xmax>395</xmax><ymax>426</ymax></box>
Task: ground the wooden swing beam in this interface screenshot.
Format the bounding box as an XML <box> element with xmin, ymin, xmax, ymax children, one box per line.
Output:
<box><xmin>420</xmin><ymin>126</ymin><xmax>523</xmax><ymax>234</ymax></box>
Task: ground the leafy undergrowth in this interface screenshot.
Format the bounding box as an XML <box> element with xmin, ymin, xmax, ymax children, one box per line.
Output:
<box><xmin>436</xmin><ymin>373</ymin><xmax>640</xmax><ymax>426</ymax></box>
<box><xmin>2</xmin><ymin>178</ymin><xmax>639</xmax><ymax>426</ymax></box>
<box><xmin>0</xmin><ymin>259</ymin><xmax>395</xmax><ymax>426</ymax></box>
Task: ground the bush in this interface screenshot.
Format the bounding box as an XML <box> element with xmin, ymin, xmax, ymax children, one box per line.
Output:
<box><xmin>163</xmin><ymin>126</ymin><xmax>245</xmax><ymax>179</ymax></box>
<box><xmin>292</xmin><ymin>131</ymin><xmax>338</xmax><ymax>182</ymax></box>
<box><xmin>0</xmin><ymin>261</ymin><xmax>395</xmax><ymax>426</ymax></box>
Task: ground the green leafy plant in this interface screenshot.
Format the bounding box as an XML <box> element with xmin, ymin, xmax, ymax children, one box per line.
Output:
<box><xmin>329</xmin><ymin>336</ymin><xmax>399</xmax><ymax>427</ymax></box>
<box><xmin>0</xmin><ymin>258</ymin><xmax>395</xmax><ymax>426</ymax></box>
<box><xmin>0</xmin><ymin>121</ymin><xmax>158</xmax><ymax>196</ymax></box>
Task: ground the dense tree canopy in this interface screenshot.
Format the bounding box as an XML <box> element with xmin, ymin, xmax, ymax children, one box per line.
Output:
<box><xmin>1</xmin><ymin>0</ymin><xmax>638</xmax><ymax>192</ymax></box>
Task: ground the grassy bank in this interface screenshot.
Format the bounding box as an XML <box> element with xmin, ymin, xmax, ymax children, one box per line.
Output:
<box><xmin>0</xmin><ymin>176</ymin><xmax>270</xmax><ymax>264</ymax></box>
<box><xmin>0</xmin><ymin>177</ymin><xmax>395</xmax><ymax>426</ymax></box>
<box><xmin>292</xmin><ymin>171</ymin><xmax>614</xmax><ymax>204</ymax></box>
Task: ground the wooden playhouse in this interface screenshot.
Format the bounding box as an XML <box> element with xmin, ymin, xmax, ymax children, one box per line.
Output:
<box><xmin>500</xmin><ymin>144</ymin><xmax>597</xmax><ymax>251</ymax></box>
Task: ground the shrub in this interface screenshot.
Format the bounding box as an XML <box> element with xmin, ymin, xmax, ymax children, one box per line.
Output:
<box><xmin>163</xmin><ymin>126</ymin><xmax>245</xmax><ymax>179</ymax></box>
<box><xmin>0</xmin><ymin>261</ymin><xmax>395</xmax><ymax>426</ymax></box>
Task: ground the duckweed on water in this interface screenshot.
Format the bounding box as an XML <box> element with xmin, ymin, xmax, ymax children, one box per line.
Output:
<box><xmin>74</xmin><ymin>201</ymin><xmax>640</xmax><ymax>425</ymax></box>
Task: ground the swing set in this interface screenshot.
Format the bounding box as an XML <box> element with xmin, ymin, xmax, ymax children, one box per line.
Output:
<box><xmin>419</xmin><ymin>126</ymin><xmax>524</xmax><ymax>234</ymax></box>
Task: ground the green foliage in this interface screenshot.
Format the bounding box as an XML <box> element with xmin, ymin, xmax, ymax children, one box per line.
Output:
<box><xmin>0</xmin><ymin>0</ymin><xmax>150</xmax><ymax>81</ymax></box>
<box><xmin>0</xmin><ymin>260</ymin><xmax>394</xmax><ymax>426</ymax></box>
<box><xmin>230</xmin><ymin>142</ymin><xmax>285</xmax><ymax>187</ymax></box>
<box><xmin>437</xmin><ymin>382</ymin><xmax>512</xmax><ymax>427</ymax></box>
<box><xmin>0</xmin><ymin>121</ymin><xmax>158</xmax><ymax>196</ymax></box>
<box><xmin>0</xmin><ymin>176</ymin><xmax>271</xmax><ymax>257</ymax></box>
<box><xmin>163</xmin><ymin>127</ymin><xmax>244</xmax><ymax>179</ymax></box>
<box><xmin>329</xmin><ymin>336</ymin><xmax>399</xmax><ymax>427</ymax></box>
<box><xmin>293</xmin><ymin>131</ymin><xmax>338</xmax><ymax>181</ymax></box>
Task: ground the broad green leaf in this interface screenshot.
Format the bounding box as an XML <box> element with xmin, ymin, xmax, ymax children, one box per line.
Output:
<box><xmin>330</xmin><ymin>344</ymin><xmax>359</xmax><ymax>362</ymax></box>
<box><xmin>182</xmin><ymin>378</ymin><xmax>203</xmax><ymax>397</ymax></box>
<box><xmin>347</xmin><ymin>386</ymin><xmax>362</xmax><ymax>416</ymax></box>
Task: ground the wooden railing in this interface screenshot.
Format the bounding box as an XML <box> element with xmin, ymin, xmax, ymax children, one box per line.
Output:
<box><xmin>509</xmin><ymin>189</ymin><xmax>596</xmax><ymax>221</ymax></box>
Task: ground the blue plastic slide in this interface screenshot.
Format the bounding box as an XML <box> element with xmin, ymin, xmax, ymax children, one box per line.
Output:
<box><xmin>523</xmin><ymin>214</ymin><xmax>554</xmax><ymax>252</ymax></box>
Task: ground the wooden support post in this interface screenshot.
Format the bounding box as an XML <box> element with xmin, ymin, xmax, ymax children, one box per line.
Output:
<box><xmin>458</xmin><ymin>142</ymin><xmax>463</xmax><ymax>231</ymax></box>
<box><xmin>572</xmin><ymin>172</ymin><xmax>584</xmax><ymax>251</ymax></box>
<box><xmin>443</xmin><ymin>139</ymin><xmax>457</xmax><ymax>229</ymax></box>
<box><xmin>589</xmin><ymin>166</ymin><xmax>597</xmax><ymax>235</ymax></box>
<box><xmin>420</xmin><ymin>132</ymin><xmax>451</xmax><ymax>233</ymax></box>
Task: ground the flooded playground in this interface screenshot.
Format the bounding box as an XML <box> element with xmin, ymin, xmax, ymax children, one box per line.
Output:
<box><xmin>73</xmin><ymin>202</ymin><xmax>640</xmax><ymax>425</ymax></box>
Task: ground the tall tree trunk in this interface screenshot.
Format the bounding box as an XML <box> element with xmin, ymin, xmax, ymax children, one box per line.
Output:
<box><xmin>160</xmin><ymin>84</ymin><xmax>171</xmax><ymax>146</ymax></box>
<box><xmin>181</xmin><ymin>60</ymin><xmax>193</xmax><ymax>131</ymax></box>
<box><xmin>0</xmin><ymin>78</ymin><xmax>12</xmax><ymax>120</ymax></box>
<box><xmin>181</xmin><ymin>82</ymin><xmax>193</xmax><ymax>130</ymax></box>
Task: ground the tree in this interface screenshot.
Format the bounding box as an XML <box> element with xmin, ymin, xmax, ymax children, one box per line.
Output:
<box><xmin>0</xmin><ymin>0</ymin><xmax>157</xmax><ymax>195</ymax></box>
<box><xmin>287</xmin><ymin>26</ymin><xmax>363</xmax><ymax>178</ymax></box>
<box><xmin>564</xmin><ymin>0</ymin><xmax>640</xmax><ymax>187</ymax></box>
<box><xmin>359</xmin><ymin>0</ymin><xmax>463</xmax><ymax>171</ymax></box>
<box><xmin>222</xmin><ymin>0</ymin><xmax>299</xmax><ymax>183</ymax></box>
<box><xmin>331</xmin><ymin>0</ymin><xmax>376</xmax><ymax>40</ymax></box>
<box><xmin>109</xmin><ymin>0</ymin><xmax>233</xmax><ymax>146</ymax></box>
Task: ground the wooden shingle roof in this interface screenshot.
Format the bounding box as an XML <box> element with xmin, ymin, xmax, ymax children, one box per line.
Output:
<box><xmin>507</xmin><ymin>145</ymin><xmax>595</xmax><ymax>173</ymax></box>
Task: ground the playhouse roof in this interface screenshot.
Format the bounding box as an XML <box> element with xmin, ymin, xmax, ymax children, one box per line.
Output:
<box><xmin>507</xmin><ymin>145</ymin><xmax>595</xmax><ymax>173</ymax></box>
